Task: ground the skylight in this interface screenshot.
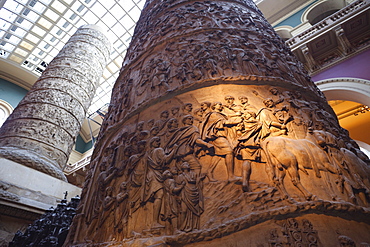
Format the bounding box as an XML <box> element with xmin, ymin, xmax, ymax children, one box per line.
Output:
<box><xmin>0</xmin><ymin>0</ymin><xmax>146</xmax><ymax>114</ymax></box>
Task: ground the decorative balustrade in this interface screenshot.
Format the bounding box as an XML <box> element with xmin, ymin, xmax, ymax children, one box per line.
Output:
<box><xmin>286</xmin><ymin>0</ymin><xmax>369</xmax><ymax>51</ymax></box>
<box><xmin>63</xmin><ymin>154</ymin><xmax>91</xmax><ymax>176</ymax></box>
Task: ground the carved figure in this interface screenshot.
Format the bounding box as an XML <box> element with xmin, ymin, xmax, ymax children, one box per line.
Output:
<box><xmin>200</xmin><ymin>101</ymin><xmax>212</xmax><ymax>115</ymax></box>
<box><xmin>166</xmin><ymin>115</ymin><xmax>213</xmax><ymax>175</ymax></box>
<box><xmin>223</xmin><ymin>95</ymin><xmax>242</xmax><ymax>114</ymax></box>
<box><xmin>200</xmin><ymin>102</ymin><xmax>241</xmax><ymax>181</ymax></box>
<box><xmin>115</xmin><ymin>182</ymin><xmax>129</xmax><ymax>239</ymax></box>
<box><xmin>97</xmin><ymin>186</ymin><xmax>116</xmax><ymax>229</ymax></box>
<box><xmin>154</xmin><ymin>110</ymin><xmax>170</xmax><ymax>132</ymax></box>
<box><xmin>128</xmin><ymin>140</ymin><xmax>148</xmax><ymax>213</ymax></box>
<box><xmin>151</xmin><ymin>59</ymin><xmax>170</xmax><ymax>95</ymax></box>
<box><xmin>86</xmin><ymin>158</ymin><xmax>116</xmax><ymax>225</ymax></box>
<box><xmin>161</xmin><ymin>170</ymin><xmax>185</xmax><ymax>233</ymax></box>
<box><xmin>144</xmin><ymin>136</ymin><xmax>177</xmax><ymax>228</ymax></box>
<box><xmin>177</xmin><ymin>162</ymin><xmax>204</xmax><ymax>232</ymax></box>
<box><xmin>237</xmin><ymin>111</ymin><xmax>262</xmax><ymax>191</ymax></box>
<box><xmin>256</xmin><ymin>98</ymin><xmax>288</xmax><ymax>140</ymax></box>
<box><xmin>180</xmin><ymin>103</ymin><xmax>193</xmax><ymax>118</ymax></box>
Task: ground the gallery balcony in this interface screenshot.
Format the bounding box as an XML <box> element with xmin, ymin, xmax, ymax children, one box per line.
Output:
<box><xmin>283</xmin><ymin>0</ymin><xmax>370</xmax><ymax>75</ymax></box>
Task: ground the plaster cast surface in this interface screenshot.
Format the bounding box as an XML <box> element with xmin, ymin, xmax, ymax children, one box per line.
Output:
<box><xmin>0</xmin><ymin>25</ymin><xmax>111</xmax><ymax>180</ymax></box>
<box><xmin>66</xmin><ymin>0</ymin><xmax>370</xmax><ymax>246</ymax></box>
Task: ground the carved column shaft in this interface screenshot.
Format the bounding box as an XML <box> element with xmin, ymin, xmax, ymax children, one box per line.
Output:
<box><xmin>0</xmin><ymin>25</ymin><xmax>111</xmax><ymax>181</ymax></box>
<box><xmin>67</xmin><ymin>1</ymin><xmax>370</xmax><ymax>246</ymax></box>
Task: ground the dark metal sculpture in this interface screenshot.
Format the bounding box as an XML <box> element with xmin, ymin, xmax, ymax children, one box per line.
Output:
<box><xmin>9</xmin><ymin>195</ymin><xmax>80</xmax><ymax>247</ymax></box>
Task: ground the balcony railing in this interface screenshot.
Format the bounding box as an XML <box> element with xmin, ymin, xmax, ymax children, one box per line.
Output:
<box><xmin>286</xmin><ymin>0</ymin><xmax>370</xmax><ymax>51</ymax></box>
<box><xmin>64</xmin><ymin>155</ymin><xmax>91</xmax><ymax>176</ymax></box>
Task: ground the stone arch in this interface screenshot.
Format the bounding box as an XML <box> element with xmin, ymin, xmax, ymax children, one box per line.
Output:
<box><xmin>302</xmin><ymin>0</ymin><xmax>347</xmax><ymax>25</ymax></box>
<box><xmin>0</xmin><ymin>99</ymin><xmax>14</xmax><ymax>128</ymax></box>
<box><xmin>316</xmin><ymin>77</ymin><xmax>370</xmax><ymax>153</ymax></box>
<box><xmin>274</xmin><ymin>26</ymin><xmax>293</xmax><ymax>41</ymax></box>
<box><xmin>316</xmin><ymin>77</ymin><xmax>370</xmax><ymax>106</ymax></box>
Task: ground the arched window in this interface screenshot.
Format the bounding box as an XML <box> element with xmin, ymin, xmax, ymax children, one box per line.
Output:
<box><xmin>0</xmin><ymin>99</ymin><xmax>14</xmax><ymax>128</ymax></box>
<box><xmin>302</xmin><ymin>0</ymin><xmax>347</xmax><ymax>25</ymax></box>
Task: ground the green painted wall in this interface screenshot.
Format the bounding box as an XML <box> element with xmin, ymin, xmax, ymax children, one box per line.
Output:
<box><xmin>0</xmin><ymin>78</ymin><xmax>28</xmax><ymax>108</ymax></box>
<box><xmin>75</xmin><ymin>135</ymin><xmax>93</xmax><ymax>153</ymax></box>
<box><xmin>273</xmin><ymin>1</ymin><xmax>318</xmax><ymax>28</ymax></box>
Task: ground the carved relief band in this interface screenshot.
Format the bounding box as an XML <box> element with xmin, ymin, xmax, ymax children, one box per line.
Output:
<box><xmin>66</xmin><ymin>0</ymin><xmax>370</xmax><ymax>246</ymax></box>
<box><xmin>0</xmin><ymin>25</ymin><xmax>111</xmax><ymax>181</ymax></box>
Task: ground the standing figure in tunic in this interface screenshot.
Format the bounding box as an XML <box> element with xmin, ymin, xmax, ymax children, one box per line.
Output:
<box><xmin>200</xmin><ymin>102</ymin><xmax>242</xmax><ymax>181</ymax></box>
<box><xmin>144</xmin><ymin>136</ymin><xmax>177</xmax><ymax>228</ymax></box>
<box><xmin>177</xmin><ymin>162</ymin><xmax>204</xmax><ymax>232</ymax></box>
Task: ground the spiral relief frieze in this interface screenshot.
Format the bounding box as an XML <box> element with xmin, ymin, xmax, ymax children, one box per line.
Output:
<box><xmin>65</xmin><ymin>1</ymin><xmax>370</xmax><ymax>246</ymax></box>
<box><xmin>0</xmin><ymin>25</ymin><xmax>111</xmax><ymax>180</ymax></box>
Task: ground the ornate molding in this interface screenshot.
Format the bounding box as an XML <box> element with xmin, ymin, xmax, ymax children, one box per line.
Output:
<box><xmin>287</xmin><ymin>0</ymin><xmax>370</xmax><ymax>50</ymax></box>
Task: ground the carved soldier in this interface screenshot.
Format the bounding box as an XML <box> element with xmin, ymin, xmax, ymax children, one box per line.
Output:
<box><xmin>256</xmin><ymin>98</ymin><xmax>288</xmax><ymax>140</ymax></box>
<box><xmin>193</xmin><ymin>108</ymin><xmax>204</xmax><ymax>129</ymax></box>
<box><xmin>166</xmin><ymin>115</ymin><xmax>213</xmax><ymax>175</ymax></box>
<box><xmin>238</xmin><ymin>96</ymin><xmax>256</xmax><ymax>112</ymax></box>
<box><xmin>200</xmin><ymin>101</ymin><xmax>212</xmax><ymax>115</ymax></box>
<box><xmin>150</xmin><ymin>126</ymin><xmax>160</xmax><ymax>138</ymax></box>
<box><xmin>171</xmin><ymin>106</ymin><xmax>180</xmax><ymax>119</ymax></box>
<box><xmin>180</xmin><ymin>103</ymin><xmax>193</xmax><ymax>120</ymax></box>
<box><xmin>154</xmin><ymin>110</ymin><xmax>170</xmax><ymax>132</ymax></box>
<box><xmin>237</xmin><ymin>111</ymin><xmax>262</xmax><ymax>192</ymax></box>
<box><xmin>144</xmin><ymin>136</ymin><xmax>177</xmax><ymax>229</ymax></box>
<box><xmin>223</xmin><ymin>95</ymin><xmax>242</xmax><ymax>114</ymax></box>
<box><xmin>200</xmin><ymin>102</ymin><xmax>242</xmax><ymax>181</ymax></box>
<box><xmin>152</xmin><ymin>58</ymin><xmax>170</xmax><ymax>95</ymax></box>
<box><xmin>162</xmin><ymin>118</ymin><xmax>179</xmax><ymax>147</ymax></box>
<box><xmin>86</xmin><ymin>158</ymin><xmax>116</xmax><ymax>226</ymax></box>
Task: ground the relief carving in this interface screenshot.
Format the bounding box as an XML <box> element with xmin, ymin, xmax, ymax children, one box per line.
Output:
<box><xmin>268</xmin><ymin>219</ymin><xmax>320</xmax><ymax>247</ymax></box>
<box><xmin>72</xmin><ymin>89</ymin><xmax>370</xmax><ymax>243</ymax></box>
<box><xmin>66</xmin><ymin>0</ymin><xmax>370</xmax><ymax>245</ymax></box>
<box><xmin>0</xmin><ymin>25</ymin><xmax>110</xmax><ymax>179</ymax></box>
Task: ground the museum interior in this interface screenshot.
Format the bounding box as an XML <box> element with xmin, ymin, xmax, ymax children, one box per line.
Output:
<box><xmin>0</xmin><ymin>0</ymin><xmax>370</xmax><ymax>246</ymax></box>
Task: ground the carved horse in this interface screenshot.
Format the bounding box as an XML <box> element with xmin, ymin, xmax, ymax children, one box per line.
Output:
<box><xmin>337</xmin><ymin>148</ymin><xmax>370</xmax><ymax>205</ymax></box>
<box><xmin>260</xmin><ymin>136</ymin><xmax>340</xmax><ymax>202</ymax></box>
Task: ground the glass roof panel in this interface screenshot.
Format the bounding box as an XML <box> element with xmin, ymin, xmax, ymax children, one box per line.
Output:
<box><xmin>19</xmin><ymin>40</ymin><xmax>34</xmax><ymax>50</ymax></box>
<box><xmin>31</xmin><ymin>25</ymin><xmax>46</xmax><ymax>37</ymax></box>
<box><xmin>51</xmin><ymin>1</ymin><xmax>67</xmax><ymax>14</ymax></box>
<box><xmin>3</xmin><ymin>0</ymin><xmax>23</xmax><ymax>14</ymax></box>
<box><xmin>44</xmin><ymin>9</ymin><xmax>59</xmax><ymax>21</ymax></box>
<box><xmin>0</xmin><ymin>8</ymin><xmax>18</xmax><ymax>23</ymax></box>
<box><xmin>23</xmin><ymin>9</ymin><xmax>40</xmax><ymax>22</ymax></box>
<box><xmin>17</xmin><ymin>18</ymin><xmax>33</xmax><ymax>30</ymax></box>
<box><xmin>9</xmin><ymin>54</ymin><xmax>23</xmax><ymax>63</ymax></box>
<box><xmin>14</xmin><ymin>47</ymin><xmax>28</xmax><ymax>57</ymax></box>
<box><xmin>119</xmin><ymin>1</ymin><xmax>135</xmax><ymax>12</ymax></box>
<box><xmin>31</xmin><ymin>2</ymin><xmax>47</xmax><ymax>14</ymax></box>
<box><xmin>25</xmin><ymin>33</ymin><xmax>39</xmax><ymax>44</ymax></box>
<box><xmin>38</xmin><ymin>17</ymin><xmax>53</xmax><ymax>30</ymax></box>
